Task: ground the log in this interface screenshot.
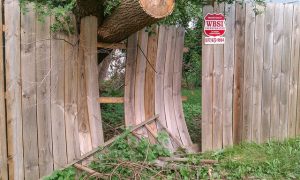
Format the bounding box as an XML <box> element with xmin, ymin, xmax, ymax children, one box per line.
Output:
<box><xmin>98</xmin><ymin>0</ymin><xmax>175</xmax><ymax>43</ymax></box>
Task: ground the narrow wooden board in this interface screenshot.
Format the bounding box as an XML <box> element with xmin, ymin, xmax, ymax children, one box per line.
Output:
<box><xmin>21</xmin><ymin>4</ymin><xmax>39</xmax><ymax>179</ymax></box>
<box><xmin>271</xmin><ymin>4</ymin><xmax>284</xmax><ymax>140</ymax></box>
<box><xmin>36</xmin><ymin>15</ymin><xmax>53</xmax><ymax>176</ymax></box>
<box><xmin>261</xmin><ymin>3</ymin><xmax>275</xmax><ymax>142</ymax></box>
<box><xmin>173</xmin><ymin>27</ymin><xmax>192</xmax><ymax>147</ymax></box>
<box><xmin>202</xmin><ymin>5</ymin><xmax>214</xmax><ymax>151</ymax></box>
<box><xmin>134</xmin><ymin>29</ymin><xmax>148</xmax><ymax>137</ymax></box>
<box><xmin>82</xmin><ymin>16</ymin><xmax>104</xmax><ymax>148</ymax></box>
<box><xmin>279</xmin><ymin>4</ymin><xmax>293</xmax><ymax>140</ymax></box>
<box><xmin>78</xmin><ymin>21</ymin><xmax>93</xmax><ymax>155</ymax></box>
<box><xmin>164</xmin><ymin>27</ymin><xmax>181</xmax><ymax>143</ymax></box>
<box><xmin>0</xmin><ymin>0</ymin><xmax>7</xmax><ymax>178</ymax></box>
<box><xmin>223</xmin><ymin>3</ymin><xmax>235</xmax><ymax>147</ymax></box>
<box><xmin>64</xmin><ymin>15</ymin><xmax>81</xmax><ymax>163</ymax></box>
<box><xmin>4</xmin><ymin>0</ymin><xmax>24</xmax><ymax>178</ymax></box>
<box><xmin>97</xmin><ymin>42</ymin><xmax>126</xmax><ymax>49</ymax></box>
<box><xmin>242</xmin><ymin>3</ymin><xmax>255</xmax><ymax>141</ymax></box>
<box><xmin>233</xmin><ymin>3</ymin><xmax>246</xmax><ymax>144</ymax></box>
<box><xmin>212</xmin><ymin>3</ymin><xmax>224</xmax><ymax>149</ymax></box>
<box><xmin>294</xmin><ymin>5</ymin><xmax>300</xmax><ymax>136</ymax></box>
<box><xmin>125</xmin><ymin>33</ymin><xmax>138</xmax><ymax>127</ymax></box>
<box><xmin>145</xmin><ymin>26</ymin><xmax>158</xmax><ymax>143</ymax></box>
<box><xmin>252</xmin><ymin>4</ymin><xmax>265</xmax><ymax>143</ymax></box>
<box><xmin>51</xmin><ymin>18</ymin><xmax>67</xmax><ymax>169</ymax></box>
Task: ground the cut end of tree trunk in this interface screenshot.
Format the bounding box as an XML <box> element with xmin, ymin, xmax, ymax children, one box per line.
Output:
<box><xmin>139</xmin><ymin>0</ymin><xmax>175</xmax><ymax>18</ymax></box>
<box><xmin>98</xmin><ymin>0</ymin><xmax>175</xmax><ymax>43</ymax></box>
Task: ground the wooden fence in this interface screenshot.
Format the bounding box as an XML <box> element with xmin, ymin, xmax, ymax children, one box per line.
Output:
<box><xmin>202</xmin><ymin>3</ymin><xmax>300</xmax><ymax>151</ymax></box>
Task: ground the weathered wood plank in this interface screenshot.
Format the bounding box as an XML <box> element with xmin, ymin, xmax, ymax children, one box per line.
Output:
<box><xmin>223</xmin><ymin>3</ymin><xmax>235</xmax><ymax>147</ymax></box>
<box><xmin>294</xmin><ymin>5</ymin><xmax>300</xmax><ymax>136</ymax></box>
<box><xmin>202</xmin><ymin>5</ymin><xmax>214</xmax><ymax>151</ymax></box>
<box><xmin>252</xmin><ymin>4</ymin><xmax>265</xmax><ymax>143</ymax></box>
<box><xmin>64</xmin><ymin>15</ymin><xmax>81</xmax><ymax>162</ymax></box>
<box><xmin>164</xmin><ymin>27</ymin><xmax>181</xmax><ymax>144</ymax></box>
<box><xmin>271</xmin><ymin>4</ymin><xmax>284</xmax><ymax>140</ymax></box>
<box><xmin>280</xmin><ymin>4</ymin><xmax>293</xmax><ymax>140</ymax></box>
<box><xmin>261</xmin><ymin>3</ymin><xmax>274</xmax><ymax>142</ymax></box>
<box><xmin>0</xmin><ymin>0</ymin><xmax>7</xmax><ymax>178</ymax></box>
<box><xmin>82</xmin><ymin>16</ymin><xmax>104</xmax><ymax>147</ymax></box>
<box><xmin>212</xmin><ymin>3</ymin><xmax>224</xmax><ymax>149</ymax></box>
<box><xmin>242</xmin><ymin>3</ymin><xmax>255</xmax><ymax>141</ymax></box>
<box><xmin>233</xmin><ymin>3</ymin><xmax>245</xmax><ymax>144</ymax></box>
<box><xmin>51</xmin><ymin>18</ymin><xmax>67</xmax><ymax>169</ymax></box>
<box><xmin>173</xmin><ymin>27</ymin><xmax>192</xmax><ymax>146</ymax></box>
<box><xmin>135</xmin><ymin>29</ymin><xmax>148</xmax><ymax>137</ymax></box>
<box><xmin>4</xmin><ymin>0</ymin><xmax>24</xmax><ymax>178</ymax></box>
<box><xmin>125</xmin><ymin>33</ymin><xmax>138</xmax><ymax>127</ymax></box>
<box><xmin>145</xmin><ymin>26</ymin><xmax>158</xmax><ymax>143</ymax></box>
<box><xmin>78</xmin><ymin>21</ymin><xmax>93</xmax><ymax>155</ymax></box>
<box><xmin>21</xmin><ymin>4</ymin><xmax>39</xmax><ymax>179</ymax></box>
<box><xmin>36</xmin><ymin>14</ymin><xmax>53</xmax><ymax>176</ymax></box>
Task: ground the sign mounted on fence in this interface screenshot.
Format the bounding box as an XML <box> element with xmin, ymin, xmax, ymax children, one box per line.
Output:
<box><xmin>204</xmin><ymin>13</ymin><xmax>226</xmax><ymax>44</ymax></box>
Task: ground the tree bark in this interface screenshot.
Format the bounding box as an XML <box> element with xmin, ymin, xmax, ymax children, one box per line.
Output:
<box><xmin>98</xmin><ymin>0</ymin><xmax>175</xmax><ymax>43</ymax></box>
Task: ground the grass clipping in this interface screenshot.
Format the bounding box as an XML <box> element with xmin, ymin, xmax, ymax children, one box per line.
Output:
<box><xmin>45</xmin><ymin>132</ymin><xmax>300</xmax><ymax>179</ymax></box>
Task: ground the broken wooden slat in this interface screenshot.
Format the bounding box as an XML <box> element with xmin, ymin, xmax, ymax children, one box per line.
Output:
<box><xmin>97</xmin><ymin>42</ymin><xmax>126</xmax><ymax>49</ymax></box>
<box><xmin>98</xmin><ymin>96</ymin><xmax>188</xmax><ymax>104</ymax></box>
<box><xmin>74</xmin><ymin>163</ymin><xmax>109</xmax><ymax>179</ymax></box>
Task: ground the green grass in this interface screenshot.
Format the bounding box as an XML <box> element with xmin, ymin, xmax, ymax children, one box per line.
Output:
<box><xmin>182</xmin><ymin>88</ymin><xmax>202</xmax><ymax>144</ymax></box>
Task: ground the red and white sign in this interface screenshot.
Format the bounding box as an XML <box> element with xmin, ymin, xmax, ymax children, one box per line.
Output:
<box><xmin>204</xmin><ymin>13</ymin><xmax>226</xmax><ymax>44</ymax></box>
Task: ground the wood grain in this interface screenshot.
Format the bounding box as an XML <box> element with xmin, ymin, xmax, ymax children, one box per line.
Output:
<box><xmin>294</xmin><ymin>5</ymin><xmax>300</xmax><ymax>136</ymax></box>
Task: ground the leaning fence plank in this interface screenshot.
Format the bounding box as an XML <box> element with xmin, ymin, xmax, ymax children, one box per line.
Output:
<box><xmin>202</xmin><ymin>5</ymin><xmax>214</xmax><ymax>151</ymax></box>
<box><xmin>125</xmin><ymin>33</ymin><xmax>138</xmax><ymax>127</ymax></box>
<box><xmin>212</xmin><ymin>3</ymin><xmax>224</xmax><ymax>149</ymax></box>
<box><xmin>82</xmin><ymin>16</ymin><xmax>104</xmax><ymax>147</ymax></box>
<box><xmin>21</xmin><ymin>4</ymin><xmax>39</xmax><ymax>179</ymax></box>
<box><xmin>4</xmin><ymin>0</ymin><xmax>24</xmax><ymax>178</ymax></box>
<box><xmin>64</xmin><ymin>15</ymin><xmax>81</xmax><ymax>163</ymax></box>
<box><xmin>173</xmin><ymin>27</ymin><xmax>193</xmax><ymax>147</ymax></box>
<box><xmin>233</xmin><ymin>3</ymin><xmax>245</xmax><ymax>144</ymax></box>
<box><xmin>280</xmin><ymin>4</ymin><xmax>293</xmax><ymax>140</ymax></box>
<box><xmin>252</xmin><ymin>4</ymin><xmax>265</xmax><ymax>143</ymax></box>
<box><xmin>223</xmin><ymin>3</ymin><xmax>235</xmax><ymax>147</ymax></box>
<box><xmin>294</xmin><ymin>5</ymin><xmax>300</xmax><ymax>136</ymax></box>
<box><xmin>36</xmin><ymin>15</ymin><xmax>53</xmax><ymax>176</ymax></box>
<box><xmin>271</xmin><ymin>4</ymin><xmax>284</xmax><ymax>140</ymax></box>
<box><xmin>0</xmin><ymin>0</ymin><xmax>7</xmax><ymax>178</ymax></box>
<box><xmin>51</xmin><ymin>18</ymin><xmax>68</xmax><ymax>169</ymax></box>
<box><xmin>261</xmin><ymin>4</ymin><xmax>274</xmax><ymax>142</ymax></box>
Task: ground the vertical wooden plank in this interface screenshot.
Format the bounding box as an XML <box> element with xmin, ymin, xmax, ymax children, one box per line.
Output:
<box><xmin>134</xmin><ymin>29</ymin><xmax>148</xmax><ymax>133</ymax></box>
<box><xmin>261</xmin><ymin>3</ymin><xmax>274</xmax><ymax>142</ymax></box>
<box><xmin>4</xmin><ymin>0</ymin><xmax>24</xmax><ymax>178</ymax></box>
<box><xmin>125</xmin><ymin>33</ymin><xmax>138</xmax><ymax>127</ymax></box>
<box><xmin>155</xmin><ymin>26</ymin><xmax>168</xmax><ymax>128</ymax></box>
<box><xmin>21</xmin><ymin>4</ymin><xmax>39</xmax><ymax>179</ymax></box>
<box><xmin>223</xmin><ymin>3</ymin><xmax>235</xmax><ymax>147</ymax></box>
<box><xmin>212</xmin><ymin>3</ymin><xmax>224</xmax><ymax>149</ymax></box>
<box><xmin>202</xmin><ymin>5</ymin><xmax>214</xmax><ymax>151</ymax></box>
<box><xmin>252</xmin><ymin>5</ymin><xmax>265</xmax><ymax>143</ymax></box>
<box><xmin>242</xmin><ymin>3</ymin><xmax>255</xmax><ymax>142</ymax></box>
<box><xmin>173</xmin><ymin>27</ymin><xmax>193</xmax><ymax>147</ymax></box>
<box><xmin>64</xmin><ymin>15</ymin><xmax>81</xmax><ymax>162</ymax></box>
<box><xmin>233</xmin><ymin>3</ymin><xmax>245</xmax><ymax>144</ymax></box>
<box><xmin>271</xmin><ymin>4</ymin><xmax>284</xmax><ymax>140</ymax></box>
<box><xmin>280</xmin><ymin>4</ymin><xmax>293</xmax><ymax>140</ymax></box>
<box><xmin>51</xmin><ymin>19</ymin><xmax>67</xmax><ymax>169</ymax></box>
<box><xmin>36</xmin><ymin>15</ymin><xmax>53</xmax><ymax>175</ymax></box>
<box><xmin>77</xmin><ymin>23</ymin><xmax>93</xmax><ymax>155</ymax></box>
<box><xmin>294</xmin><ymin>5</ymin><xmax>300</xmax><ymax>136</ymax></box>
<box><xmin>145</xmin><ymin>26</ymin><xmax>158</xmax><ymax>142</ymax></box>
<box><xmin>82</xmin><ymin>16</ymin><xmax>104</xmax><ymax>147</ymax></box>
<box><xmin>0</xmin><ymin>0</ymin><xmax>7</xmax><ymax>178</ymax></box>
<box><xmin>164</xmin><ymin>27</ymin><xmax>181</xmax><ymax>143</ymax></box>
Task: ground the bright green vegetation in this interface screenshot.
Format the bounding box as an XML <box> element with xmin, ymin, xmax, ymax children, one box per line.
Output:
<box><xmin>182</xmin><ymin>88</ymin><xmax>202</xmax><ymax>144</ymax></box>
<box><xmin>45</xmin><ymin>136</ymin><xmax>300</xmax><ymax>179</ymax></box>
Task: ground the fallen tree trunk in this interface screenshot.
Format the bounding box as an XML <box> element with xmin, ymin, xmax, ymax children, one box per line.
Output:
<box><xmin>98</xmin><ymin>0</ymin><xmax>175</xmax><ymax>43</ymax></box>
